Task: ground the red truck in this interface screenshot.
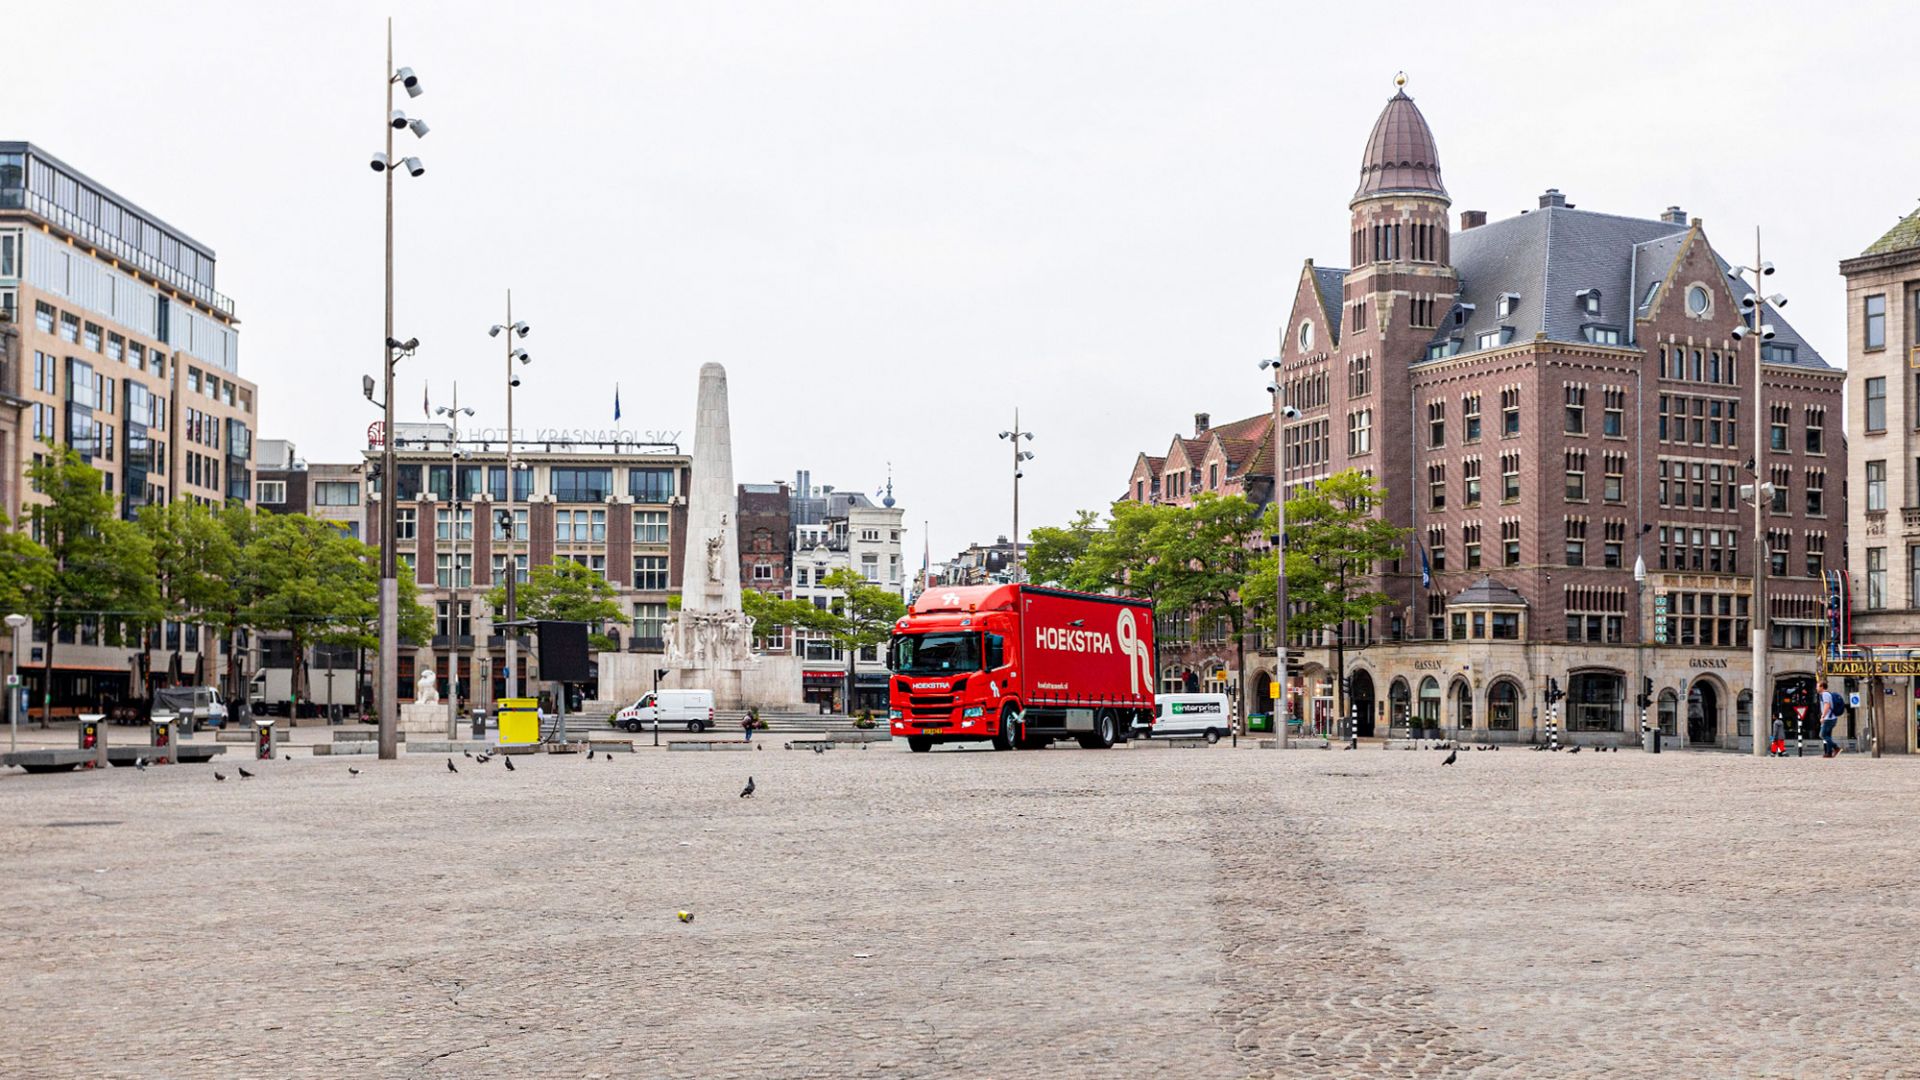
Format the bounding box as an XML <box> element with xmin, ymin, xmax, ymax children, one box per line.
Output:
<box><xmin>886</xmin><ymin>584</ymin><xmax>1156</xmax><ymax>752</ymax></box>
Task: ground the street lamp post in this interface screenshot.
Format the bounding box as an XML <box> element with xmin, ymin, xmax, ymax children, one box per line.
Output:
<box><xmin>435</xmin><ymin>386</ymin><xmax>476</xmax><ymax>739</ymax></box>
<box><xmin>1727</xmin><ymin>233</ymin><xmax>1788</xmax><ymax>758</ymax></box>
<box><xmin>997</xmin><ymin>414</ymin><xmax>1034</xmax><ymax>582</ymax></box>
<box><xmin>5</xmin><ymin>613</ymin><xmax>26</xmax><ymax>755</ymax></box>
<box><xmin>370</xmin><ymin>20</ymin><xmax>429</xmax><ymax>762</ymax></box>
<box><xmin>489</xmin><ymin>300</ymin><xmax>531</xmax><ymax>705</ymax></box>
<box><xmin>1261</xmin><ymin>356</ymin><xmax>1301</xmax><ymax>747</ymax></box>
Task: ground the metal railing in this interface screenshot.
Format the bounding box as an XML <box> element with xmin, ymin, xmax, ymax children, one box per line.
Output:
<box><xmin>14</xmin><ymin>191</ymin><xmax>235</xmax><ymax>317</ymax></box>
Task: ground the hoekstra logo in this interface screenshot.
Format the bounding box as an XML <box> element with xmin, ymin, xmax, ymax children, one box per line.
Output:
<box><xmin>1116</xmin><ymin>609</ymin><xmax>1152</xmax><ymax>695</ymax></box>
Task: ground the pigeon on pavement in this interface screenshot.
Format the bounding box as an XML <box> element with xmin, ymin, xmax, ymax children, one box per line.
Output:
<box><xmin>740</xmin><ymin>776</ymin><xmax>756</xmax><ymax>798</ymax></box>
<box><xmin>503</xmin><ymin>756</ymin><xmax>515</xmax><ymax>771</ymax></box>
<box><xmin>134</xmin><ymin>756</ymin><xmax>147</xmax><ymax>771</ymax></box>
<box><xmin>214</xmin><ymin>771</ymin><xmax>227</xmax><ymax>781</ymax></box>
<box><xmin>1442</xmin><ymin>749</ymin><xmax>1457</xmax><ymax>765</ymax></box>
<box><xmin>463</xmin><ymin>749</ymin><xmax>473</xmax><ymax>759</ymax></box>
<box><xmin>237</xmin><ymin>766</ymin><xmax>254</xmax><ymax>779</ymax></box>
<box><xmin>588</xmin><ymin>747</ymin><xmax>596</xmax><ymax>760</ymax></box>
<box><xmin>447</xmin><ymin>757</ymin><xmax>458</xmax><ymax>773</ymax></box>
<box><xmin>1568</xmin><ymin>746</ymin><xmax>1583</xmax><ymax>755</ymax></box>
<box><xmin>348</xmin><ymin>766</ymin><xmax>361</xmax><ymax>775</ymax></box>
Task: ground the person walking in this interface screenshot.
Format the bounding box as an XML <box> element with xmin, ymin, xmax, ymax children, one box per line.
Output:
<box><xmin>742</xmin><ymin>713</ymin><xmax>754</xmax><ymax>743</ymax></box>
<box><xmin>1817</xmin><ymin>681</ymin><xmax>1844</xmax><ymax>758</ymax></box>
<box><xmin>1769</xmin><ymin>713</ymin><xmax>1786</xmax><ymax>757</ymax></box>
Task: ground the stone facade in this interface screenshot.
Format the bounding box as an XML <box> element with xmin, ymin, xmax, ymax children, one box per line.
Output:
<box><xmin>1269</xmin><ymin>83</ymin><xmax>1847</xmax><ymax>749</ymax></box>
<box><xmin>1838</xmin><ymin>204</ymin><xmax>1920</xmax><ymax>753</ymax></box>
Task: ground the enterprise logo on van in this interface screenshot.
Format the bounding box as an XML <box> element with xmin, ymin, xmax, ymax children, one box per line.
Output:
<box><xmin>1034</xmin><ymin>627</ymin><xmax>1113</xmax><ymax>654</ymax></box>
<box><xmin>1171</xmin><ymin>701</ymin><xmax>1223</xmax><ymax>716</ymax></box>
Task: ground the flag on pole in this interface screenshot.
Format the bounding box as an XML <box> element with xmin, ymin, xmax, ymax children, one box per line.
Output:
<box><xmin>614</xmin><ymin>383</ymin><xmax>622</xmax><ymax>423</ymax></box>
<box><xmin>1418</xmin><ymin>542</ymin><xmax>1432</xmax><ymax>589</ymax></box>
<box><xmin>423</xmin><ymin>381</ymin><xmax>431</xmax><ymax>417</ymax></box>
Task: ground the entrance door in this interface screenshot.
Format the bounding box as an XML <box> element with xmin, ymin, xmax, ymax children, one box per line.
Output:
<box><xmin>1348</xmin><ymin>670</ymin><xmax>1376</xmax><ymax>738</ymax></box>
<box><xmin>1687</xmin><ymin>680</ymin><xmax>1720</xmax><ymax>746</ymax></box>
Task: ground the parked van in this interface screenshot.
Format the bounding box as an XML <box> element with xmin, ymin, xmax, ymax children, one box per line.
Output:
<box><xmin>612</xmin><ymin>689</ymin><xmax>716</xmax><ymax>733</ymax></box>
<box><xmin>152</xmin><ymin>686</ymin><xmax>230</xmax><ymax>733</ymax></box>
<box><xmin>1148</xmin><ymin>693</ymin><xmax>1232</xmax><ymax>743</ymax></box>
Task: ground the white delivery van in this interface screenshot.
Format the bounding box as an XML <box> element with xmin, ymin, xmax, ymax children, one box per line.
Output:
<box><xmin>613</xmin><ymin>689</ymin><xmax>717</xmax><ymax>733</ymax></box>
<box><xmin>1149</xmin><ymin>693</ymin><xmax>1232</xmax><ymax>743</ymax></box>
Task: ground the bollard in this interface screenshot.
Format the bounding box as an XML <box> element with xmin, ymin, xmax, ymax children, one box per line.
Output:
<box><xmin>150</xmin><ymin>717</ymin><xmax>175</xmax><ymax>764</ymax></box>
<box><xmin>652</xmin><ymin>720</ymin><xmax>660</xmax><ymax>748</ymax></box>
<box><xmin>78</xmin><ymin>714</ymin><xmax>106</xmax><ymax>769</ymax></box>
<box><xmin>253</xmin><ymin>718</ymin><xmax>277</xmax><ymax>761</ymax></box>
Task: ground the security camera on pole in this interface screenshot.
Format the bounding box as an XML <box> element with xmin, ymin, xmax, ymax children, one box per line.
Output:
<box><xmin>1727</xmin><ymin>234</ymin><xmax>1788</xmax><ymax>758</ymax></box>
<box><xmin>998</xmin><ymin>414</ymin><xmax>1035</xmax><ymax>582</ymax></box>
<box><xmin>489</xmin><ymin>302</ymin><xmax>532</xmax><ymax>706</ymax></box>
<box><xmin>435</xmin><ymin>387</ymin><xmax>476</xmax><ymax>739</ymax></box>
<box><xmin>1260</xmin><ymin>354</ymin><xmax>1303</xmax><ymax>747</ymax></box>
<box><xmin>368</xmin><ymin>20</ymin><xmax>430</xmax><ymax>762</ymax></box>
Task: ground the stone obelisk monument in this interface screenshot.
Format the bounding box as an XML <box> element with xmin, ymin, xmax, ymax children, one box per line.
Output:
<box><xmin>661</xmin><ymin>363</ymin><xmax>803</xmax><ymax>709</ymax></box>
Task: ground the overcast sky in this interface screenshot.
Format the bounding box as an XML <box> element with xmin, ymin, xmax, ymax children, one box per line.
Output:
<box><xmin>16</xmin><ymin>1</ymin><xmax>1918</xmax><ymax>559</ymax></box>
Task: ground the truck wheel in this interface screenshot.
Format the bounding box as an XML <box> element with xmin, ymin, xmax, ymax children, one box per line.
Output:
<box><xmin>907</xmin><ymin>736</ymin><xmax>932</xmax><ymax>753</ymax></box>
<box><xmin>992</xmin><ymin>706</ymin><xmax>1019</xmax><ymax>751</ymax></box>
<box><xmin>1204</xmin><ymin>729</ymin><xmax>1220</xmax><ymax>745</ymax></box>
<box><xmin>1077</xmin><ymin>710</ymin><xmax>1117</xmax><ymax>750</ymax></box>
<box><xmin>688</xmin><ymin>719</ymin><xmax>705</xmax><ymax>733</ymax></box>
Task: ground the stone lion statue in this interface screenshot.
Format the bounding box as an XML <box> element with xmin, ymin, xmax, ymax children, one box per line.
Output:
<box><xmin>415</xmin><ymin>665</ymin><xmax>440</xmax><ymax>705</ymax></box>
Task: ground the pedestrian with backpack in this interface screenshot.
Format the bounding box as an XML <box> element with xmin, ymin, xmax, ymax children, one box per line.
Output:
<box><xmin>1817</xmin><ymin>681</ymin><xmax>1844</xmax><ymax>758</ymax></box>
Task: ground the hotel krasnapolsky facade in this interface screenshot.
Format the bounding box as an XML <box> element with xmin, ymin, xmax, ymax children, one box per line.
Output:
<box><xmin>1269</xmin><ymin>84</ymin><xmax>1846</xmax><ymax>748</ymax></box>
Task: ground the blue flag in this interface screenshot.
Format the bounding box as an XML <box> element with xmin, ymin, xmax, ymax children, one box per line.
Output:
<box><xmin>614</xmin><ymin>383</ymin><xmax>622</xmax><ymax>422</ymax></box>
<box><xmin>1418</xmin><ymin>542</ymin><xmax>1432</xmax><ymax>589</ymax></box>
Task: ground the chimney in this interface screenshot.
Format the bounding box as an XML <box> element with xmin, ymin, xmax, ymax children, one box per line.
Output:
<box><xmin>1661</xmin><ymin>205</ymin><xmax>1688</xmax><ymax>226</ymax></box>
<box><xmin>1193</xmin><ymin>412</ymin><xmax>1211</xmax><ymax>436</ymax></box>
<box><xmin>1460</xmin><ymin>209</ymin><xmax>1487</xmax><ymax>230</ymax></box>
<box><xmin>1538</xmin><ymin>188</ymin><xmax>1567</xmax><ymax>209</ymax></box>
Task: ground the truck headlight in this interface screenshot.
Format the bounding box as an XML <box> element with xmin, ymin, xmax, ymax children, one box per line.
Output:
<box><xmin>962</xmin><ymin>706</ymin><xmax>984</xmax><ymax>718</ymax></box>
<box><xmin>888</xmin><ymin>709</ymin><xmax>902</xmax><ymax>720</ymax></box>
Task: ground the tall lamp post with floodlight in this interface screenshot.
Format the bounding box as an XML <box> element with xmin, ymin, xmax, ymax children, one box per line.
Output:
<box><xmin>1260</xmin><ymin>356</ymin><xmax>1302</xmax><ymax>746</ymax></box>
<box><xmin>489</xmin><ymin>300</ymin><xmax>531</xmax><ymax>705</ymax></box>
<box><xmin>1727</xmin><ymin>234</ymin><xmax>1788</xmax><ymax>758</ymax></box>
<box><xmin>369</xmin><ymin>21</ymin><xmax>428</xmax><ymax>761</ymax></box>
<box><xmin>998</xmin><ymin>414</ymin><xmax>1034</xmax><ymax>582</ymax></box>
<box><xmin>6</xmin><ymin>613</ymin><xmax>27</xmax><ymax>754</ymax></box>
<box><xmin>436</xmin><ymin>387</ymin><xmax>476</xmax><ymax>739</ymax></box>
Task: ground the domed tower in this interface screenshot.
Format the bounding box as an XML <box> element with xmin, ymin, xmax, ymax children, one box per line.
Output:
<box><xmin>1350</xmin><ymin>74</ymin><xmax>1453</xmax><ymax>273</ymax></box>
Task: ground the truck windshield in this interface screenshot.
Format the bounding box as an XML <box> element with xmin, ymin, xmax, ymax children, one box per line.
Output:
<box><xmin>890</xmin><ymin>633</ymin><xmax>980</xmax><ymax>675</ymax></box>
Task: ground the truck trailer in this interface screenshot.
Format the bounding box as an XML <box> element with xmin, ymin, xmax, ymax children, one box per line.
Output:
<box><xmin>886</xmin><ymin>584</ymin><xmax>1156</xmax><ymax>752</ymax></box>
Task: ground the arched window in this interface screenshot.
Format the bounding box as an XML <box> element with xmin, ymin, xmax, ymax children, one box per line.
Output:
<box><xmin>1488</xmin><ymin>680</ymin><xmax>1520</xmax><ymax>731</ymax></box>
<box><xmin>1657</xmin><ymin>690</ymin><xmax>1679</xmax><ymax>736</ymax></box>
<box><xmin>1453</xmin><ymin>680</ymin><xmax>1473</xmax><ymax>729</ymax></box>
<box><xmin>1418</xmin><ymin>677</ymin><xmax>1441</xmax><ymax>726</ymax></box>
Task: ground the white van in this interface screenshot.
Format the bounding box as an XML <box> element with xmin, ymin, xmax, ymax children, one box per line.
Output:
<box><xmin>613</xmin><ymin>689</ymin><xmax>717</xmax><ymax>733</ymax></box>
<box><xmin>1149</xmin><ymin>693</ymin><xmax>1232</xmax><ymax>743</ymax></box>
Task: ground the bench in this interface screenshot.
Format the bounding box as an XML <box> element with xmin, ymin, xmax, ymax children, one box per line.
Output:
<box><xmin>2</xmin><ymin>749</ymin><xmax>101</xmax><ymax>773</ymax></box>
<box><xmin>666</xmin><ymin>741</ymin><xmax>757</xmax><ymax>752</ymax></box>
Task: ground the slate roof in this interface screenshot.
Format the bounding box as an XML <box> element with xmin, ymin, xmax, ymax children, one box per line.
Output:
<box><xmin>1452</xmin><ymin>576</ymin><xmax>1527</xmax><ymax>607</ymax></box>
<box><xmin>1428</xmin><ymin>206</ymin><xmax>1830</xmax><ymax>369</ymax></box>
<box><xmin>1862</xmin><ymin>204</ymin><xmax>1920</xmax><ymax>256</ymax></box>
<box><xmin>1311</xmin><ymin>265</ymin><xmax>1348</xmax><ymax>344</ymax></box>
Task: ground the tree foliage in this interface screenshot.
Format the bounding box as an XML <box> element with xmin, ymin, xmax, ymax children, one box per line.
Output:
<box><xmin>1276</xmin><ymin>469</ymin><xmax>1410</xmax><ymax>641</ymax></box>
<box><xmin>243</xmin><ymin>513</ymin><xmax>379</xmax><ymax>706</ymax></box>
<box><xmin>489</xmin><ymin>559</ymin><xmax>625</xmax><ymax>651</ymax></box>
<box><xmin>746</xmin><ymin>569</ymin><xmax>907</xmax><ymax>658</ymax></box>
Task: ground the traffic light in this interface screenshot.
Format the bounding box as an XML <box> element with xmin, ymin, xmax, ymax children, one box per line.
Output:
<box><xmin>1285</xmin><ymin>649</ymin><xmax>1303</xmax><ymax>678</ymax></box>
<box><xmin>1339</xmin><ymin>674</ymin><xmax>1353</xmax><ymax>699</ymax></box>
<box><xmin>1636</xmin><ymin>677</ymin><xmax>1653</xmax><ymax>710</ymax></box>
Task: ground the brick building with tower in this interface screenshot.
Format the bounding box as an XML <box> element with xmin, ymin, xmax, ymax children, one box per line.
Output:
<box><xmin>1270</xmin><ymin>79</ymin><xmax>1845</xmax><ymax>748</ymax></box>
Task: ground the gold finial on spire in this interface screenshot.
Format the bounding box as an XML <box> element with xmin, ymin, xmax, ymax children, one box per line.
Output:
<box><xmin>1394</xmin><ymin>71</ymin><xmax>1408</xmax><ymax>89</ymax></box>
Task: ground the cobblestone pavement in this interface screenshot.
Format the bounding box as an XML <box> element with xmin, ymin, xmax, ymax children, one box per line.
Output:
<box><xmin>2</xmin><ymin>743</ymin><xmax>1916</xmax><ymax>1078</ymax></box>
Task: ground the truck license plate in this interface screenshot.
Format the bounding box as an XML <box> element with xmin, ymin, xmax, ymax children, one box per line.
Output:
<box><xmin>919</xmin><ymin>727</ymin><xmax>945</xmax><ymax>735</ymax></box>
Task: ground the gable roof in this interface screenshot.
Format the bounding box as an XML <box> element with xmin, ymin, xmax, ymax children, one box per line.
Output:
<box><xmin>1429</xmin><ymin>205</ymin><xmax>1829</xmax><ymax>369</ymax></box>
<box><xmin>1863</xmin><ymin>204</ymin><xmax>1920</xmax><ymax>257</ymax></box>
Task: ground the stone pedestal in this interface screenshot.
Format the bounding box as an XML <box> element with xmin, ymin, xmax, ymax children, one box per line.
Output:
<box><xmin>400</xmin><ymin>703</ymin><xmax>447</xmax><ymax>735</ymax></box>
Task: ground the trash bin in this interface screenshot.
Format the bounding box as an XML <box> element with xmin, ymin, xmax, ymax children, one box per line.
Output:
<box><xmin>149</xmin><ymin>716</ymin><xmax>176</xmax><ymax>764</ymax></box>
<box><xmin>470</xmin><ymin>708</ymin><xmax>487</xmax><ymax>740</ymax></box>
<box><xmin>1247</xmin><ymin>713</ymin><xmax>1272</xmax><ymax>733</ymax></box>
<box><xmin>253</xmin><ymin>719</ymin><xmax>277</xmax><ymax>760</ymax></box>
<box><xmin>1643</xmin><ymin>727</ymin><xmax>1661</xmax><ymax>753</ymax></box>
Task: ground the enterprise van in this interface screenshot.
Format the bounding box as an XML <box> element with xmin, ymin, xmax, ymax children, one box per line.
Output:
<box><xmin>612</xmin><ymin>689</ymin><xmax>717</xmax><ymax>733</ymax></box>
<box><xmin>1148</xmin><ymin>693</ymin><xmax>1232</xmax><ymax>743</ymax></box>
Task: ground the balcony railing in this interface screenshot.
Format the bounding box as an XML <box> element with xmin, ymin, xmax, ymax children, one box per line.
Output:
<box><xmin>15</xmin><ymin>190</ymin><xmax>236</xmax><ymax>317</ymax></box>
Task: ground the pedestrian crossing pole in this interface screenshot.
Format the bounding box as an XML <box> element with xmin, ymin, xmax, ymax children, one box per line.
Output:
<box><xmin>1546</xmin><ymin>676</ymin><xmax>1563</xmax><ymax>751</ymax></box>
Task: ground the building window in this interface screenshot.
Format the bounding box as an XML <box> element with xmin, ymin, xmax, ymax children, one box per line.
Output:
<box><xmin>1805</xmin><ymin>406</ymin><xmax>1824</xmax><ymax>453</ymax></box>
<box><xmin>1462</xmin><ymin>393</ymin><xmax>1482</xmax><ymax>441</ymax></box>
<box><xmin>257</xmin><ymin>480</ymin><xmax>287</xmax><ymax>504</ymax></box>
<box><xmin>435</xmin><ymin>552</ymin><xmax>473</xmax><ymax>589</ymax></box>
<box><xmin>1865</xmin><ymin>294</ymin><xmax>1887</xmax><ymax>350</ymax></box>
<box><xmin>1866</xmin><ymin>377</ymin><xmax>1887</xmax><ymax>432</ymax></box>
<box><xmin>1770</xmin><ymin>403</ymin><xmax>1790</xmax><ymax>451</ymax></box>
<box><xmin>394</xmin><ymin>508</ymin><xmax>417</xmax><ymax>541</ymax></box>
<box><xmin>1428</xmin><ymin>401</ymin><xmax>1445</xmax><ymax>447</ymax></box>
<box><xmin>1769</xmin><ymin>529</ymin><xmax>1790</xmax><ymax>576</ymax></box>
<box><xmin>555</xmin><ymin>508</ymin><xmax>607</xmax><ymax>543</ymax></box>
<box><xmin>1500</xmin><ymin>387</ymin><xmax>1520</xmax><ymax>436</ymax></box>
<box><xmin>314</xmin><ymin>481</ymin><xmax>361</xmax><ymax>507</ymax></box>
<box><xmin>1565</xmin><ymin>449</ymin><xmax>1587</xmax><ymax>500</ymax></box>
<box><xmin>634</xmin><ymin>509</ymin><xmax>669</xmax><ymax>544</ymax></box>
<box><xmin>1868</xmin><ymin>547</ymin><xmax>1887</xmax><ymax>609</ymax></box>
<box><xmin>1502</xmin><ymin>519</ymin><xmax>1521</xmax><ymax>567</ymax></box>
<box><xmin>633</xmin><ymin>555</ymin><xmax>670</xmax><ymax>591</ymax></box>
<box><xmin>1490</xmin><ymin>611</ymin><xmax>1520</xmax><ymax>639</ymax></box>
<box><xmin>1805</xmin><ymin>468</ymin><xmax>1824</xmax><ymax>516</ymax></box>
<box><xmin>1462</xmin><ymin>458</ymin><xmax>1481</xmax><ymax>507</ymax></box>
<box><xmin>632</xmin><ymin>602</ymin><xmax>667</xmax><ymax>645</ymax></box>
<box><xmin>1807</xmin><ymin>532</ymin><xmax>1825</xmax><ymax>579</ymax></box>
<box><xmin>550</xmin><ymin>467</ymin><xmax>613</xmax><ymax>502</ymax></box>
<box><xmin>1427</xmin><ymin>525</ymin><xmax>1446</xmax><ymax>573</ymax></box>
<box><xmin>1348</xmin><ymin>356</ymin><xmax>1372</xmax><ymax>397</ymax></box>
<box><xmin>491</xmin><ymin>553</ymin><xmax>529</xmax><ymax>584</ymax></box>
<box><xmin>489</xmin><ymin>508</ymin><xmax>528</xmax><ymax>541</ymax></box>
<box><xmin>436</xmin><ymin>507</ymin><xmax>474</xmax><ymax>541</ymax></box>
<box><xmin>1603</xmin><ymin>520</ymin><xmax>1624</xmax><ymax>568</ymax></box>
<box><xmin>1867</xmin><ymin>460</ymin><xmax>1887</xmax><ymax>512</ymax></box>
<box><xmin>1565</xmin><ymin>518</ymin><xmax>1587</xmax><ymax>567</ymax></box>
<box><xmin>1347</xmin><ymin>409</ymin><xmax>1373</xmax><ymax>455</ymax></box>
<box><xmin>1463</xmin><ymin>523</ymin><xmax>1482</xmax><ymax>570</ymax></box>
<box><xmin>1602</xmin><ymin>453</ymin><xmax>1625</xmax><ymax>503</ymax></box>
<box><xmin>1687</xmin><ymin>286</ymin><xmax>1710</xmax><ymax>315</ymax></box>
<box><xmin>1501</xmin><ymin>452</ymin><xmax>1521</xmax><ymax>501</ymax></box>
<box><xmin>1427</xmin><ymin>464</ymin><xmax>1446</xmax><ymax>510</ymax></box>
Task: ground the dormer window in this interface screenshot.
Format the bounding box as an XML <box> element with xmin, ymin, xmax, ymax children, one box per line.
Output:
<box><xmin>1583</xmin><ymin>325</ymin><xmax>1623</xmax><ymax>345</ymax></box>
<box><xmin>1453</xmin><ymin>302</ymin><xmax>1476</xmax><ymax>326</ymax></box>
<box><xmin>1640</xmin><ymin>280</ymin><xmax>1661</xmax><ymax>310</ymax></box>
<box><xmin>1576</xmin><ymin>288</ymin><xmax>1601</xmax><ymax>315</ymax></box>
<box><xmin>1476</xmin><ymin>328</ymin><xmax>1513</xmax><ymax>351</ymax></box>
<box><xmin>1496</xmin><ymin>292</ymin><xmax>1520</xmax><ymax>320</ymax></box>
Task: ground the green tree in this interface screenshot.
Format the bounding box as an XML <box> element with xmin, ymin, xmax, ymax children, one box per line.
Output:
<box><xmin>244</xmin><ymin>513</ymin><xmax>378</xmax><ymax>714</ymax></box>
<box><xmin>741</xmin><ymin>585</ymin><xmax>830</xmax><ymax>646</ymax></box>
<box><xmin>1279</xmin><ymin>469</ymin><xmax>1411</xmax><ymax>726</ymax></box>
<box><xmin>1025</xmin><ymin>510</ymin><xmax>1104</xmax><ymax>589</ymax></box>
<box><xmin>0</xmin><ymin>517</ymin><xmax>53</xmax><ymax>619</ymax></box>
<box><xmin>139</xmin><ymin>501</ymin><xmax>254</xmax><ymax>703</ymax></box>
<box><xmin>489</xmin><ymin>559</ymin><xmax>624</xmax><ymax>651</ymax></box>
<box><xmin>24</xmin><ymin>450</ymin><xmax>162</xmax><ymax>725</ymax></box>
<box><xmin>747</xmin><ymin>569</ymin><xmax>907</xmax><ymax>710</ymax></box>
<box><xmin>1145</xmin><ymin>493</ymin><xmax>1276</xmax><ymax>723</ymax></box>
